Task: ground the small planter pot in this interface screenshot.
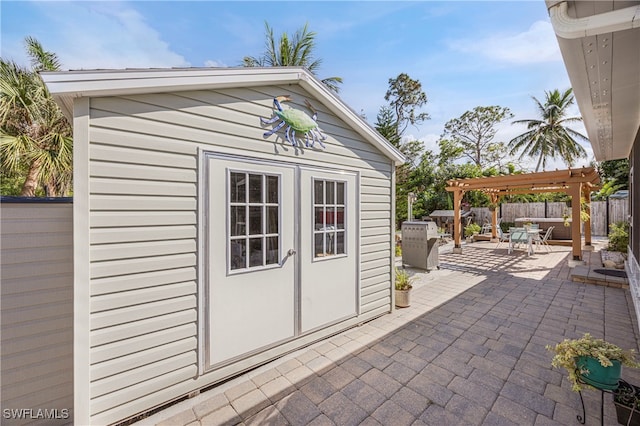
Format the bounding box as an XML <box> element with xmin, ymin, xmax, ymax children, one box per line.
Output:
<box><xmin>576</xmin><ymin>356</ymin><xmax>622</xmax><ymax>390</ymax></box>
<box><xmin>614</xmin><ymin>381</ymin><xmax>640</xmax><ymax>426</ymax></box>
<box><xmin>395</xmin><ymin>289</ymin><xmax>411</xmax><ymax>308</ymax></box>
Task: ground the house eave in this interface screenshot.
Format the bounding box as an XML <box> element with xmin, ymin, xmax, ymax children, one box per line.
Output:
<box><xmin>546</xmin><ymin>0</ymin><xmax>640</xmax><ymax>161</ymax></box>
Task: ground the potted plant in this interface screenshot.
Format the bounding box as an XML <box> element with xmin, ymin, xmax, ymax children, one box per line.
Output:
<box><xmin>464</xmin><ymin>223</ymin><xmax>481</xmax><ymax>242</ymax></box>
<box><xmin>614</xmin><ymin>380</ymin><xmax>640</xmax><ymax>426</ymax></box>
<box><xmin>395</xmin><ymin>267</ymin><xmax>414</xmax><ymax>308</ymax></box>
<box><xmin>546</xmin><ymin>333</ymin><xmax>639</xmax><ymax>392</ymax></box>
<box><xmin>488</xmin><ymin>202</ymin><xmax>498</xmax><ymax>212</ymax></box>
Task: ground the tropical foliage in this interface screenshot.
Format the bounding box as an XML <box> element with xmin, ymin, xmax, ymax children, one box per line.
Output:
<box><xmin>508</xmin><ymin>88</ymin><xmax>588</xmax><ymax>172</ymax></box>
<box><xmin>1</xmin><ymin>37</ymin><xmax>72</xmax><ymax>196</ymax></box>
<box><xmin>243</xmin><ymin>22</ymin><xmax>342</xmax><ymax>93</ymax></box>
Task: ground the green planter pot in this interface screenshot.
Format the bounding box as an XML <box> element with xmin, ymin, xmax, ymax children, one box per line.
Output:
<box><xmin>576</xmin><ymin>356</ymin><xmax>622</xmax><ymax>390</ymax></box>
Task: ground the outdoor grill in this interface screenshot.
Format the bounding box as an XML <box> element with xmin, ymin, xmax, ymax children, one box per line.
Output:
<box><xmin>401</xmin><ymin>220</ymin><xmax>440</xmax><ymax>271</ymax></box>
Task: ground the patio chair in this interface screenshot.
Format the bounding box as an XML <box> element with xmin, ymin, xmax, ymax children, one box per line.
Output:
<box><xmin>508</xmin><ymin>228</ymin><xmax>531</xmax><ymax>255</ymax></box>
<box><xmin>495</xmin><ymin>227</ymin><xmax>510</xmax><ymax>249</ymax></box>
<box><xmin>534</xmin><ymin>226</ymin><xmax>554</xmax><ymax>252</ymax></box>
<box><xmin>482</xmin><ymin>217</ymin><xmax>502</xmax><ymax>235</ymax></box>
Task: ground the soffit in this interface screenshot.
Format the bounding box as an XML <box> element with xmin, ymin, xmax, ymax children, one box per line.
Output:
<box><xmin>548</xmin><ymin>1</ymin><xmax>640</xmax><ymax>161</ymax></box>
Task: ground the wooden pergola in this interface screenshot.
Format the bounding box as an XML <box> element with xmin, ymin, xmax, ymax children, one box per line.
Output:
<box><xmin>446</xmin><ymin>167</ymin><xmax>601</xmax><ymax>260</ymax></box>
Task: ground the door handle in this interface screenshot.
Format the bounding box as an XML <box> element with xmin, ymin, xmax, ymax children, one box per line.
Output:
<box><xmin>287</xmin><ymin>248</ymin><xmax>296</xmax><ymax>256</ymax></box>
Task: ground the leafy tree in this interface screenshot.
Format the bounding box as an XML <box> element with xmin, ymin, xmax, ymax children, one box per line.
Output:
<box><xmin>438</xmin><ymin>106</ymin><xmax>513</xmax><ymax>169</ymax></box>
<box><xmin>243</xmin><ymin>22</ymin><xmax>342</xmax><ymax>93</ymax></box>
<box><xmin>1</xmin><ymin>37</ymin><xmax>72</xmax><ymax>196</ymax></box>
<box><xmin>384</xmin><ymin>73</ymin><xmax>429</xmax><ymax>136</ymax></box>
<box><xmin>509</xmin><ymin>88</ymin><xmax>588</xmax><ymax>171</ymax></box>
<box><xmin>596</xmin><ymin>158</ymin><xmax>629</xmax><ymax>189</ymax></box>
<box><xmin>377</xmin><ymin>73</ymin><xmax>429</xmax><ymax>225</ymax></box>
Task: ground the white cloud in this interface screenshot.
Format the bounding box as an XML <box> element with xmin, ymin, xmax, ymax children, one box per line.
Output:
<box><xmin>36</xmin><ymin>2</ymin><xmax>189</xmax><ymax>70</ymax></box>
<box><xmin>204</xmin><ymin>60</ymin><xmax>227</xmax><ymax>68</ymax></box>
<box><xmin>449</xmin><ymin>20</ymin><xmax>561</xmax><ymax>65</ymax></box>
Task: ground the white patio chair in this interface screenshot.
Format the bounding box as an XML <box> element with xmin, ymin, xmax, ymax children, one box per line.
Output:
<box><xmin>508</xmin><ymin>228</ymin><xmax>531</xmax><ymax>255</ymax></box>
<box><xmin>535</xmin><ymin>226</ymin><xmax>554</xmax><ymax>252</ymax></box>
<box><xmin>482</xmin><ymin>217</ymin><xmax>502</xmax><ymax>235</ymax></box>
<box><xmin>495</xmin><ymin>227</ymin><xmax>510</xmax><ymax>249</ymax></box>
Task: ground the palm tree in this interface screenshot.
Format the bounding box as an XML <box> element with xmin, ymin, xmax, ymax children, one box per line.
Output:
<box><xmin>508</xmin><ymin>88</ymin><xmax>588</xmax><ymax>172</ymax></box>
<box><xmin>0</xmin><ymin>37</ymin><xmax>72</xmax><ymax>196</ymax></box>
<box><xmin>243</xmin><ymin>22</ymin><xmax>343</xmax><ymax>93</ymax></box>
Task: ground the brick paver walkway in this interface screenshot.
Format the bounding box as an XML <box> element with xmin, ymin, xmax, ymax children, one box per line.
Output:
<box><xmin>139</xmin><ymin>240</ymin><xmax>640</xmax><ymax>426</ymax></box>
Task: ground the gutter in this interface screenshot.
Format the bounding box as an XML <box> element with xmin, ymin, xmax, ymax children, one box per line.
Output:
<box><xmin>548</xmin><ymin>1</ymin><xmax>640</xmax><ymax>39</ymax></box>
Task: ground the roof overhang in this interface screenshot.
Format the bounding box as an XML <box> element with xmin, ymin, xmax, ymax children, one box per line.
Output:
<box><xmin>546</xmin><ymin>0</ymin><xmax>640</xmax><ymax>161</ymax></box>
<box><xmin>40</xmin><ymin>67</ymin><xmax>405</xmax><ymax>165</ymax></box>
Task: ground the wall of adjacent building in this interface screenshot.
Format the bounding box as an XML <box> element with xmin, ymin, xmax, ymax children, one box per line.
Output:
<box><xmin>0</xmin><ymin>199</ymin><xmax>73</xmax><ymax>425</ymax></box>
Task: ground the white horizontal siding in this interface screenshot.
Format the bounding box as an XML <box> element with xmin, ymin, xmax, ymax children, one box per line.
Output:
<box><xmin>0</xmin><ymin>202</ymin><xmax>73</xmax><ymax>423</ymax></box>
<box><xmin>85</xmin><ymin>84</ymin><xmax>393</xmax><ymax>424</ymax></box>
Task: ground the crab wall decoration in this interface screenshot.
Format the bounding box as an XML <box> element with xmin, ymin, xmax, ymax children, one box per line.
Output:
<box><xmin>261</xmin><ymin>95</ymin><xmax>327</xmax><ymax>149</ymax></box>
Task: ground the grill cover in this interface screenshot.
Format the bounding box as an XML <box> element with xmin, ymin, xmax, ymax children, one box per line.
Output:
<box><xmin>401</xmin><ymin>221</ymin><xmax>439</xmax><ymax>271</ymax></box>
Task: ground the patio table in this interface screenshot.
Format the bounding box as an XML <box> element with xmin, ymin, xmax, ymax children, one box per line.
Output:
<box><xmin>508</xmin><ymin>227</ymin><xmax>543</xmax><ymax>255</ymax></box>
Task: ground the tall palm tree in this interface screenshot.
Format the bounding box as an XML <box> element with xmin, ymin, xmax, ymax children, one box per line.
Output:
<box><xmin>508</xmin><ymin>88</ymin><xmax>588</xmax><ymax>172</ymax></box>
<box><xmin>0</xmin><ymin>37</ymin><xmax>72</xmax><ymax>196</ymax></box>
<box><xmin>243</xmin><ymin>22</ymin><xmax>343</xmax><ymax>93</ymax></box>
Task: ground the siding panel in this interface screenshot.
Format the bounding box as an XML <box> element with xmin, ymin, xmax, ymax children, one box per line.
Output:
<box><xmin>0</xmin><ymin>201</ymin><xmax>73</xmax><ymax>424</ymax></box>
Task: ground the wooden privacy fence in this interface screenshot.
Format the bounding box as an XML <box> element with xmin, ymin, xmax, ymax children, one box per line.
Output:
<box><xmin>470</xmin><ymin>198</ymin><xmax>628</xmax><ymax>236</ymax></box>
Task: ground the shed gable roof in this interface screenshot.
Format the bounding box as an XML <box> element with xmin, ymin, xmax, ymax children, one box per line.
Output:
<box><xmin>41</xmin><ymin>67</ymin><xmax>405</xmax><ymax>165</ymax></box>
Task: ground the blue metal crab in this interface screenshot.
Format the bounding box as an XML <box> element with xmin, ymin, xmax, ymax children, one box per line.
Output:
<box><xmin>261</xmin><ymin>95</ymin><xmax>327</xmax><ymax>149</ymax></box>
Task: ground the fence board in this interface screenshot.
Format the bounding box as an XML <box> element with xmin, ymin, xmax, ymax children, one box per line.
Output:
<box><xmin>469</xmin><ymin>198</ymin><xmax>628</xmax><ymax>236</ymax></box>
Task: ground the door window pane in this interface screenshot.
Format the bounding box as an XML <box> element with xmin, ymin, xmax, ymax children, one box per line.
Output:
<box><xmin>314</xmin><ymin>207</ymin><xmax>324</xmax><ymax>230</ymax></box>
<box><xmin>267</xmin><ymin>176</ymin><xmax>278</xmax><ymax>203</ymax></box>
<box><xmin>230</xmin><ymin>172</ymin><xmax>246</xmax><ymax>203</ymax></box>
<box><xmin>230</xmin><ymin>206</ymin><xmax>246</xmax><ymax>236</ymax></box>
<box><xmin>336</xmin><ymin>182</ymin><xmax>345</xmax><ymax>204</ymax></box>
<box><xmin>230</xmin><ymin>239</ymin><xmax>246</xmax><ymax>270</ymax></box>
<box><xmin>266</xmin><ymin>236</ymin><xmax>279</xmax><ymax>265</ymax></box>
<box><xmin>266</xmin><ymin>206</ymin><xmax>278</xmax><ymax>234</ymax></box>
<box><xmin>249</xmin><ymin>206</ymin><xmax>262</xmax><ymax>235</ymax></box>
<box><xmin>336</xmin><ymin>207</ymin><xmax>345</xmax><ymax>230</ymax></box>
<box><xmin>249</xmin><ymin>238</ymin><xmax>263</xmax><ymax>267</ymax></box>
<box><xmin>313</xmin><ymin>178</ymin><xmax>347</xmax><ymax>259</ymax></box>
<box><xmin>249</xmin><ymin>174</ymin><xmax>262</xmax><ymax>203</ymax></box>
<box><xmin>336</xmin><ymin>232</ymin><xmax>345</xmax><ymax>255</ymax></box>
<box><xmin>326</xmin><ymin>181</ymin><xmax>335</xmax><ymax>204</ymax></box>
<box><xmin>314</xmin><ymin>180</ymin><xmax>324</xmax><ymax>204</ymax></box>
<box><xmin>229</xmin><ymin>171</ymin><xmax>280</xmax><ymax>271</ymax></box>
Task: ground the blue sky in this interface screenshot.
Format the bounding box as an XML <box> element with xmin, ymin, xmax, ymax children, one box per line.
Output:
<box><xmin>1</xmin><ymin>0</ymin><xmax>592</xmax><ymax>169</ymax></box>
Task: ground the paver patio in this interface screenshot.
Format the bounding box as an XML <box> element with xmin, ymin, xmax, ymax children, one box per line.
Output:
<box><xmin>138</xmin><ymin>239</ymin><xmax>640</xmax><ymax>426</ymax></box>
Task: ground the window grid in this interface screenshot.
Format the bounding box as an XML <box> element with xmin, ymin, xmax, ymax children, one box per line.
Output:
<box><xmin>229</xmin><ymin>172</ymin><xmax>280</xmax><ymax>271</ymax></box>
<box><xmin>313</xmin><ymin>179</ymin><xmax>346</xmax><ymax>258</ymax></box>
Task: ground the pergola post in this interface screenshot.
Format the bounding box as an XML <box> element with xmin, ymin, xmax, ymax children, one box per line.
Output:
<box><xmin>453</xmin><ymin>189</ymin><xmax>463</xmax><ymax>253</ymax></box>
<box><xmin>490</xmin><ymin>194</ymin><xmax>499</xmax><ymax>240</ymax></box>
<box><xmin>583</xmin><ymin>187</ymin><xmax>592</xmax><ymax>247</ymax></box>
<box><xmin>570</xmin><ymin>183</ymin><xmax>583</xmax><ymax>260</ymax></box>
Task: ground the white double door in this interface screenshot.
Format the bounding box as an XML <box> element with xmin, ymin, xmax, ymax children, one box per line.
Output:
<box><xmin>206</xmin><ymin>155</ymin><xmax>357</xmax><ymax>368</ymax></box>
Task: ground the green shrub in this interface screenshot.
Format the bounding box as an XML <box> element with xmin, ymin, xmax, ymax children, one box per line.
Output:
<box><xmin>464</xmin><ymin>223</ymin><xmax>481</xmax><ymax>237</ymax></box>
<box><xmin>500</xmin><ymin>222</ymin><xmax>515</xmax><ymax>233</ymax></box>
<box><xmin>395</xmin><ymin>244</ymin><xmax>402</xmax><ymax>257</ymax></box>
<box><xmin>608</xmin><ymin>221</ymin><xmax>629</xmax><ymax>252</ymax></box>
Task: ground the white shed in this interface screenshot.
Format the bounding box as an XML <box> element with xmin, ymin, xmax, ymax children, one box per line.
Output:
<box><xmin>41</xmin><ymin>67</ymin><xmax>404</xmax><ymax>425</ymax></box>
